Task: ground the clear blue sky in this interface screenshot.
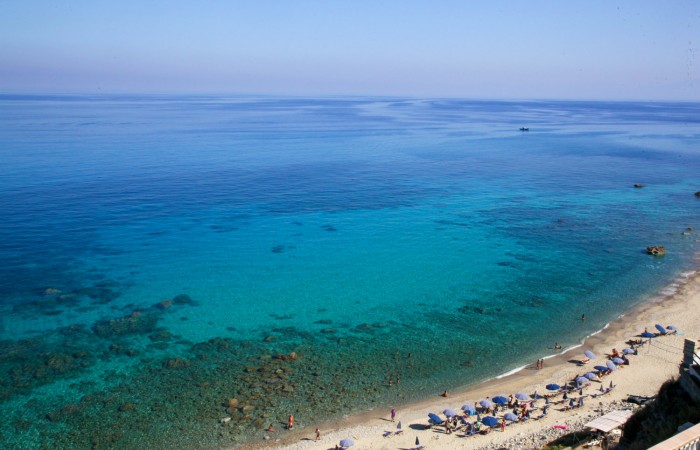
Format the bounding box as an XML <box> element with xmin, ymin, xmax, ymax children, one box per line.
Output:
<box><xmin>1</xmin><ymin>1</ymin><xmax>698</xmax><ymax>100</ymax></box>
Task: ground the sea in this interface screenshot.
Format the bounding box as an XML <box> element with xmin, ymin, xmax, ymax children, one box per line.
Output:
<box><xmin>0</xmin><ymin>95</ymin><xmax>699</xmax><ymax>449</ymax></box>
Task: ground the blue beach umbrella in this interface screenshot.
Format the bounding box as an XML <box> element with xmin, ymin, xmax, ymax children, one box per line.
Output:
<box><xmin>606</xmin><ymin>360</ymin><xmax>617</xmax><ymax>371</ymax></box>
<box><xmin>612</xmin><ymin>357</ymin><xmax>625</xmax><ymax>365</ymax></box>
<box><xmin>461</xmin><ymin>404</ymin><xmax>476</xmax><ymax>412</ymax></box>
<box><xmin>584</xmin><ymin>372</ymin><xmax>598</xmax><ymax>380</ymax></box>
<box><xmin>584</xmin><ymin>350</ymin><xmax>596</xmax><ymax>359</ymax></box>
<box><xmin>492</xmin><ymin>396</ymin><xmax>508</xmax><ymax>405</ymax></box>
<box><xmin>642</xmin><ymin>331</ymin><xmax>655</xmax><ymax>338</ymax></box>
<box><xmin>655</xmin><ymin>324</ymin><xmax>667</xmax><ymax>335</ymax></box>
<box><xmin>428</xmin><ymin>413</ymin><xmax>443</xmax><ymax>424</ymax></box>
<box><xmin>479</xmin><ymin>399</ymin><xmax>493</xmax><ymax>409</ymax></box>
<box><xmin>594</xmin><ymin>365</ymin><xmax>608</xmax><ymax>372</ymax></box>
<box><xmin>575</xmin><ymin>376</ymin><xmax>588</xmax><ymax>385</ymax></box>
<box><xmin>515</xmin><ymin>392</ymin><xmax>530</xmax><ymax>401</ymax></box>
<box><xmin>666</xmin><ymin>325</ymin><xmax>677</xmax><ymax>331</ymax></box>
<box><xmin>339</xmin><ymin>438</ymin><xmax>354</xmax><ymax>448</ymax></box>
<box><xmin>504</xmin><ymin>412</ymin><xmax>519</xmax><ymax>421</ymax></box>
<box><xmin>482</xmin><ymin>416</ymin><xmax>499</xmax><ymax>427</ymax></box>
<box><xmin>443</xmin><ymin>409</ymin><xmax>458</xmax><ymax>417</ymax></box>
<box><xmin>546</xmin><ymin>383</ymin><xmax>561</xmax><ymax>391</ymax></box>
<box><xmin>622</xmin><ymin>348</ymin><xmax>635</xmax><ymax>354</ymax></box>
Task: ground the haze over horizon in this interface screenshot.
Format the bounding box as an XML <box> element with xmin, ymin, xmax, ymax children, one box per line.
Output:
<box><xmin>1</xmin><ymin>1</ymin><xmax>698</xmax><ymax>101</ymax></box>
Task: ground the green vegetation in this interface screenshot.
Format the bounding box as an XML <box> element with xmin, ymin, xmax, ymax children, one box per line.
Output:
<box><xmin>620</xmin><ymin>377</ymin><xmax>700</xmax><ymax>449</ymax></box>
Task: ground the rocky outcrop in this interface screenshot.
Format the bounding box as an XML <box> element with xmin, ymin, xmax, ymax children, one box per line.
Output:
<box><xmin>646</xmin><ymin>246</ymin><xmax>666</xmax><ymax>256</ymax></box>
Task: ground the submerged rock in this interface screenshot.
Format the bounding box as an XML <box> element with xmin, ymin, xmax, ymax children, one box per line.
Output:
<box><xmin>634</xmin><ymin>183</ymin><xmax>644</xmax><ymax>188</ymax></box>
<box><xmin>92</xmin><ymin>313</ymin><xmax>159</xmax><ymax>338</ymax></box>
<box><xmin>41</xmin><ymin>288</ymin><xmax>62</xmax><ymax>296</ymax></box>
<box><xmin>163</xmin><ymin>358</ymin><xmax>190</xmax><ymax>369</ymax></box>
<box><xmin>155</xmin><ymin>300</ymin><xmax>172</xmax><ymax>310</ymax></box>
<box><xmin>172</xmin><ymin>294</ymin><xmax>194</xmax><ymax>305</ymax></box>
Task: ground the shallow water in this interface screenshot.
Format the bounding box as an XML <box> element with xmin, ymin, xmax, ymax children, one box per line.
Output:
<box><xmin>0</xmin><ymin>96</ymin><xmax>699</xmax><ymax>448</ymax></box>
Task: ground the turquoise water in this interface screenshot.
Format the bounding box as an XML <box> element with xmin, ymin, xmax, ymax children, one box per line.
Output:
<box><xmin>0</xmin><ymin>96</ymin><xmax>699</xmax><ymax>448</ymax></box>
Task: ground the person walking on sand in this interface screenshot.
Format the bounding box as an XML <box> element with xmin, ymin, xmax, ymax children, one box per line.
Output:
<box><xmin>315</xmin><ymin>428</ymin><xmax>320</xmax><ymax>441</ymax></box>
<box><xmin>501</xmin><ymin>419</ymin><xmax>506</xmax><ymax>432</ymax></box>
<box><xmin>288</xmin><ymin>414</ymin><xmax>294</xmax><ymax>430</ymax></box>
<box><xmin>390</xmin><ymin>408</ymin><xmax>396</xmax><ymax>422</ymax></box>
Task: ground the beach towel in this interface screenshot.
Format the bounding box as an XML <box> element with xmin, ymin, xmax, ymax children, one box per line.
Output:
<box><xmin>554</xmin><ymin>425</ymin><xmax>568</xmax><ymax>430</ymax></box>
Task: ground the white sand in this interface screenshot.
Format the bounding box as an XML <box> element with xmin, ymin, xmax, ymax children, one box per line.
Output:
<box><xmin>241</xmin><ymin>265</ymin><xmax>700</xmax><ymax>450</ymax></box>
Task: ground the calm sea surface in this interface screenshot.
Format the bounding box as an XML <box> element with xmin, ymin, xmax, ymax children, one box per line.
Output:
<box><xmin>1</xmin><ymin>95</ymin><xmax>699</xmax><ymax>448</ymax></box>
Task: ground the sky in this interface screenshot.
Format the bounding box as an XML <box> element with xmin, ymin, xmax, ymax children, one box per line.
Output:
<box><xmin>1</xmin><ymin>1</ymin><xmax>698</xmax><ymax>100</ymax></box>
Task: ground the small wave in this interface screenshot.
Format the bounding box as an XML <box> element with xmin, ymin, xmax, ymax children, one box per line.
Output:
<box><xmin>494</xmin><ymin>364</ymin><xmax>529</xmax><ymax>380</ymax></box>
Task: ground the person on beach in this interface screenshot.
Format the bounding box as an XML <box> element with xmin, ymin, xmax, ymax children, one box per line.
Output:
<box><xmin>554</xmin><ymin>342</ymin><xmax>562</xmax><ymax>350</ymax></box>
<box><xmin>501</xmin><ymin>419</ymin><xmax>506</xmax><ymax>432</ymax></box>
<box><xmin>315</xmin><ymin>428</ymin><xmax>320</xmax><ymax>441</ymax></box>
<box><xmin>581</xmin><ymin>314</ymin><xmax>586</xmax><ymax>321</ymax></box>
<box><xmin>288</xmin><ymin>414</ymin><xmax>294</xmax><ymax>430</ymax></box>
<box><xmin>441</xmin><ymin>390</ymin><xmax>448</xmax><ymax>397</ymax></box>
<box><xmin>390</xmin><ymin>408</ymin><xmax>396</xmax><ymax>422</ymax></box>
<box><xmin>508</xmin><ymin>394</ymin><xmax>514</xmax><ymax>407</ymax></box>
<box><xmin>267</xmin><ymin>424</ymin><xmax>275</xmax><ymax>432</ymax></box>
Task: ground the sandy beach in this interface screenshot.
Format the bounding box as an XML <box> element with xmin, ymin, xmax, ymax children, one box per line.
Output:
<box><xmin>240</xmin><ymin>261</ymin><xmax>700</xmax><ymax>450</ymax></box>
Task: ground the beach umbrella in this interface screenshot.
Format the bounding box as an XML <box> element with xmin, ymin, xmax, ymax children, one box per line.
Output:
<box><xmin>623</xmin><ymin>348</ymin><xmax>635</xmax><ymax>355</ymax></box>
<box><xmin>339</xmin><ymin>438</ymin><xmax>354</xmax><ymax>448</ymax></box>
<box><xmin>515</xmin><ymin>392</ymin><xmax>531</xmax><ymax>401</ymax></box>
<box><xmin>461</xmin><ymin>404</ymin><xmax>475</xmax><ymax>412</ymax></box>
<box><xmin>584</xmin><ymin>372</ymin><xmax>598</xmax><ymax>380</ymax></box>
<box><xmin>479</xmin><ymin>399</ymin><xmax>493</xmax><ymax>409</ymax></box>
<box><xmin>492</xmin><ymin>396</ymin><xmax>508</xmax><ymax>405</ymax></box>
<box><xmin>482</xmin><ymin>416</ymin><xmax>499</xmax><ymax>427</ymax></box>
<box><xmin>612</xmin><ymin>357</ymin><xmax>625</xmax><ymax>365</ymax></box>
<box><xmin>546</xmin><ymin>383</ymin><xmax>561</xmax><ymax>391</ymax></box>
<box><xmin>606</xmin><ymin>360</ymin><xmax>617</xmax><ymax>371</ymax></box>
<box><xmin>504</xmin><ymin>412</ymin><xmax>519</xmax><ymax>422</ymax></box>
<box><xmin>594</xmin><ymin>365</ymin><xmax>608</xmax><ymax>372</ymax></box>
<box><xmin>428</xmin><ymin>413</ymin><xmax>443</xmax><ymax>424</ymax></box>
<box><xmin>666</xmin><ymin>325</ymin><xmax>677</xmax><ymax>331</ymax></box>
<box><xmin>584</xmin><ymin>350</ymin><xmax>596</xmax><ymax>359</ymax></box>
<box><xmin>655</xmin><ymin>324</ymin><xmax>667</xmax><ymax>335</ymax></box>
<box><xmin>443</xmin><ymin>408</ymin><xmax>458</xmax><ymax>417</ymax></box>
<box><xmin>575</xmin><ymin>376</ymin><xmax>588</xmax><ymax>385</ymax></box>
<box><xmin>642</xmin><ymin>331</ymin><xmax>655</xmax><ymax>338</ymax></box>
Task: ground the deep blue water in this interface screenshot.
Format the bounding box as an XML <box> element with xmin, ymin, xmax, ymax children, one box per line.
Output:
<box><xmin>0</xmin><ymin>95</ymin><xmax>699</xmax><ymax>448</ymax></box>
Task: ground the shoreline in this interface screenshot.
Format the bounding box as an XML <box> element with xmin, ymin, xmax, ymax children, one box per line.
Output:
<box><xmin>238</xmin><ymin>257</ymin><xmax>700</xmax><ymax>449</ymax></box>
